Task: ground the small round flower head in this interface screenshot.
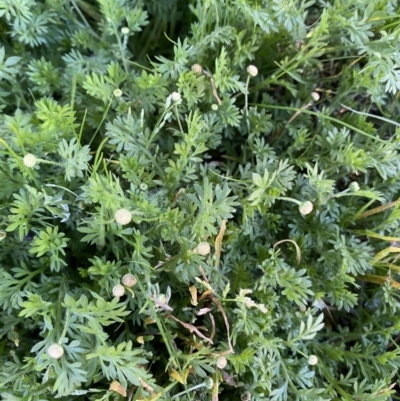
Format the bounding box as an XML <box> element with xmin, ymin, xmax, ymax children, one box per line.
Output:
<box><xmin>241</xmin><ymin>391</ymin><xmax>251</xmax><ymax>401</ymax></box>
<box><xmin>171</xmin><ymin>92</ymin><xmax>181</xmax><ymax>102</ymax></box>
<box><xmin>112</xmin><ymin>284</ymin><xmax>125</xmax><ymax>297</ymax></box>
<box><xmin>196</xmin><ymin>242</ymin><xmax>211</xmax><ymax>256</ymax></box>
<box><xmin>247</xmin><ymin>65</ymin><xmax>258</xmax><ymax>77</ymax></box>
<box><xmin>191</xmin><ymin>63</ymin><xmax>203</xmax><ymax>74</ymax></box>
<box><xmin>308</xmin><ymin>355</ymin><xmax>318</xmax><ymax>365</ymax></box>
<box><xmin>216</xmin><ymin>356</ymin><xmax>227</xmax><ymax>369</ymax></box>
<box><xmin>311</xmin><ymin>91</ymin><xmax>320</xmax><ymax>101</ymax></box>
<box><xmin>113</xmin><ymin>88</ymin><xmax>123</xmax><ymax>97</ymax></box>
<box><xmin>122</xmin><ymin>273</ymin><xmax>137</xmax><ymax>287</ymax></box>
<box><xmin>211</xmin><ymin>104</ymin><xmax>219</xmax><ymax>111</ymax></box>
<box><xmin>47</xmin><ymin>343</ymin><xmax>64</xmax><ymax>359</ymax></box>
<box><xmin>140</xmin><ymin>183</ymin><xmax>148</xmax><ymax>191</ymax></box>
<box><xmin>204</xmin><ymin>377</ymin><xmax>214</xmax><ymax>389</ymax></box>
<box><xmin>23</xmin><ymin>153</ymin><xmax>37</xmax><ymax>168</ymax></box>
<box><xmin>114</xmin><ymin>208</ymin><xmax>132</xmax><ymax>225</ymax></box>
<box><xmin>299</xmin><ymin>201</ymin><xmax>313</xmax><ymax>215</ymax></box>
<box><xmin>121</xmin><ymin>27</ymin><xmax>130</xmax><ymax>35</ymax></box>
<box><xmin>349</xmin><ymin>182</ymin><xmax>360</xmax><ymax>192</ymax></box>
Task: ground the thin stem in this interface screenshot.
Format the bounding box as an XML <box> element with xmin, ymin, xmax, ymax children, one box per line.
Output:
<box><xmin>244</xmin><ymin>75</ymin><xmax>251</xmax><ymax>116</ymax></box>
<box><xmin>88</xmin><ymin>97</ymin><xmax>113</xmax><ymax>146</ymax></box>
<box><xmin>124</xmin><ymin>59</ymin><xmax>153</xmax><ymax>72</ymax></box>
<box><xmin>77</xmin><ymin>108</ymin><xmax>88</xmax><ymax>145</ymax></box>
<box><xmin>280</xmin><ymin>359</ymin><xmax>301</xmax><ymax>395</ymax></box>
<box><xmin>71</xmin><ymin>0</ymin><xmax>91</xmax><ymax>29</ymax></box>
<box><xmin>58</xmin><ymin>309</ymin><xmax>71</xmax><ymax>344</ymax></box>
<box><xmin>111</xmin><ymin>22</ymin><xmax>129</xmax><ymax>73</ymax></box>
<box><xmin>69</xmin><ymin>73</ymin><xmax>79</xmax><ymax>142</ymax></box>
<box><xmin>319</xmin><ymin>363</ymin><xmax>353</xmax><ymax>400</ymax></box>
<box><xmin>19</xmin><ymin>266</ymin><xmax>47</xmax><ymax>289</ymax></box>
<box><xmin>255</xmin><ymin>103</ymin><xmax>391</xmax><ymax>145</ymax></box>
<box><xmin>91</xmin><ymin>136</ymin><xmax>108</xmax><ymax>176</ymax></box>
<box><xmin>36</xmin><ymin>158</ymin><xmax>64</xmax><ymax>167</ymax></box>
<box><xmin>135</xmin><ymin>277</ymin><xmax>182</xmax><ymax>372</ymax></box>
<box><xmin>43</xmin><ymin>184</ymin><xmax>78</xmax><ymax>197</ymax></box>
<box><xmin>245</xmin><ymin>74</ymin><xmax>252</xmax><ymax>138</ymax></box>
<box><xmin>147</xmin><ymin>101</ymin><xmax>178</xmax><ymax>149</ymax></box>
<box><xmin>171</xmin><ymin>383</ymin><xmax>207</xmax><ymax>400</ymax></box>
<box><xmin>274</xmin><ymin>196</ymin><xmax>302</xmax><ymax>206</ymax></box>
<box><xmin>173</xmin><ymin>104</ymin><xmax>184</xmax><ymax>134</ymax></box>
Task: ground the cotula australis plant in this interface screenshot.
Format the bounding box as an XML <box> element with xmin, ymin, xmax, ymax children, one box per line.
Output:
<box><xmin>1</xmin><ymin>0</ymin><xmax>400</xmax><ymax>400</ymax></box>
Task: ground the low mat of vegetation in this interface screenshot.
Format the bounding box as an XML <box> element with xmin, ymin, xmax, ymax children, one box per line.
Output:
<box><xmin>1</xmin><ymin>1</ymin><xmax>400</xmax><ymax>400</ymax></box>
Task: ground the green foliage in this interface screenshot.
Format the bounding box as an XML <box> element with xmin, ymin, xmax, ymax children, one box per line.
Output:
<box><xmin>58</xmin><ymin>138</ymin><xmax>92</xmax><ymax>181</ymax></box>
<box><xmin>0</xmin><ymin>0</ymin><xmax>400</xmax><ymax>400</ymax></box>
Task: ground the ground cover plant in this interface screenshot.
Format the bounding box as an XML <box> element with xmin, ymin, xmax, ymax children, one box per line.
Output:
<box><xmin>1</xmin><ymin>0</ymin><xmax>400</xmax><ymax>400</ymax></box>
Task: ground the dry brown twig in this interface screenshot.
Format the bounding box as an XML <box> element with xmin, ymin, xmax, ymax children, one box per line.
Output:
<box><xmin>202</xmin><ymin>69</ymin><xmax>222</xmax><ymax>105</ymax></box>
<box><xmin>199</xmin><ymin>266</ymin><xmax>234</xmax><ymax>355</ymax></box>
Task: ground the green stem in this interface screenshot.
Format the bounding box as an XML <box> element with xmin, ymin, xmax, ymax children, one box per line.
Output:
<box><xmin>254</xmin><ymin>103</ymin><xmax>391</xmax><ymax>145</ymax></box>
<box><xmin>58</xmin><ymin>309</ymin><xmax>71</xmax><ymax>344</ymax></box>
<box><xmin>244</xmin><ymin>75</ymin><xmax>251</xmax><ymax>117</ymax></box>
<box><xmin>319</xmin><ymin>363</ymin><xmax>353</xmax><ymax>400</ymax></box>
<box><xmin>112</xmin><ymin>22</ymin><xmax>129</xmax><ymax>73</ymax></box>
<box><xmin>19</xmin><ymin>266</ymin><xmax>47</xmax><ymax>289</ymax></box>
<box><xmin>135</xmin><ymin>276</ymin><xmax>182</xmax><ymax>372</ymax></box>
<box><xmin>88</xmin><ymin>97</ymin><xmax>113</xmax><ymax>146</ymax></box>
<box><xmin>171</xmin><ymin>383</ymin><xmax>207</xmax><ymax>400</ymax></box>
<box><xmin>148</xmin><ymin>103</ymin><xmax>176</xmax><ymax>147</ymax></box>
<box><xmin>273</xmin><ymin>196</ymin><xmax>302</xmax><ymax>206</ymax></box>
<box><xmin>69</xmin><ymin>73</ymin><xmax>79</xmax><ymax>142</ymax></box>
<box><xmin>279</xmin><ymin>359</ymin><xmax>301</xmax><ymax>395</ymax></box>
<box><xmin>36</xmin><ymin>158</ymin><xmax>64</xmax><ymax>167</ymax></box>
<box><xmin>174</xmin><ymin>104</ymin><xmax>184</xmax><ymax>134</ymax></box>
<box><xmin>78</xmin><ymin>108</ymin><xmax>88</xmax><ymax>144</ymax></box>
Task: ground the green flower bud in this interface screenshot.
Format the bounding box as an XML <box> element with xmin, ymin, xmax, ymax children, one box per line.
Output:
<box><xmin>113</xmin><ymin>88</ymin><xmax>123</xmax><ymax>97</ymax></box>
<box><xmin>204</xmin><ymin>377</ymin><xmax>214</xmax><ymax>389</ymax></box>
<box><xmin>349</xmin><ymin>182</ymin><xmax>360</xmax><ymax>192</ymax></box>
